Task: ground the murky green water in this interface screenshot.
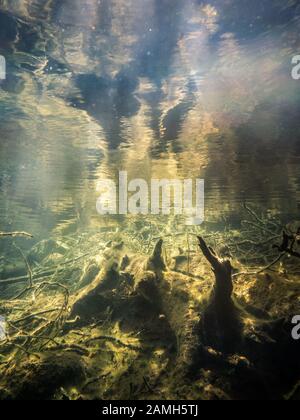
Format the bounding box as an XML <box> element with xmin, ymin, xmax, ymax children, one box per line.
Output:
<box><xmin>0</xmin><ymin>0</ymin><xmax>300</xmax><ymax>238</ymax></box>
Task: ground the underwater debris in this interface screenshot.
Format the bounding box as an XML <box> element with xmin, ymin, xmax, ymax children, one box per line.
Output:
<box><xmin>0</xmin><ymin>209</ymin><xmax>300</xmax><ymax>400</ymax></box>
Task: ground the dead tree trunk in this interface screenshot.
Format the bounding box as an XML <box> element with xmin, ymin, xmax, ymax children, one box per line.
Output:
<box><xmin>124</xmin><ymin>239</ymin><xmax>199</xmax><ymax>370</ymax></box>
<box><xmin>197</xmin><ymin>237</ymin><xmax>242</xmax><ymax>354</ymax></box>
<box><xmin>198</xmin><ymin>236</ymin><xmax>233</xmax><ymax>304</ymax></box>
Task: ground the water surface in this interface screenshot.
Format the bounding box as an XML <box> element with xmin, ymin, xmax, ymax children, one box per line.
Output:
<box><xmin>0</xmin><ymin>0</ymin><xmax>300</xmax><ymax>237</ymax></box>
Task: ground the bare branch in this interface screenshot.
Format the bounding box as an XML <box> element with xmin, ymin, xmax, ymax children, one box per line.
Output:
<box><xmin>0</xmin><ymin>231</ymin><xmax>33</xmax><ymax>239</ymax></box>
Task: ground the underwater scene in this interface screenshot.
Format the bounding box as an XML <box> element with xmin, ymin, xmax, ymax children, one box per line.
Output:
<box><xmin>0</xmin><ymin>0</ymin><xmax>300</xmax><ymax>402</ymax></box>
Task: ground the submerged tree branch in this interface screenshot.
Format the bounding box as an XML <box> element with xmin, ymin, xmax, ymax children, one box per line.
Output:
<box><xmin>0</xmin><ymin>232</ymin><xmax>33</xmax><ymax>239</ymax></box>
<box><xmin>233</xmin><ymin>252</ymin><xmax>285</xmax><ymax>278</ymax></box>
<box><xmin>13</xmin><ymin>243</ymin><xmax>33</xmax><ymax>288</ymax></box>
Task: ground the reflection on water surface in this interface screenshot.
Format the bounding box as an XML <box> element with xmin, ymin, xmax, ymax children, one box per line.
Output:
<box><xmin>0</xmin><ymin>0</ymin><xmax>300</xmax><ymax>237</ymax></box>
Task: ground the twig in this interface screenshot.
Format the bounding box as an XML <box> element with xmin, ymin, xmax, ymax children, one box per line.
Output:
<box><xmin>13</xmin><ymin>243</ymin><xmax>33</xmax><ymax>287</ymax></box>
<box><xmin>187</xmin><ymin>233</ymin><xmax>191</xmax><ymax>273</ymax></box>
<box><xmin>230</xmin><ymin>236</ymin><xmax>280</xmax><ymax>247</ymax></box>
<box><xmin>241</xmin><ymin>220</ymin><xmax>275</xmax><ymax>236</ymax></box>
<box><xmin>233</xmin><ymin>253</ymin><xmax>285</xmax><ymax>278</ymax></box>
<box><xmin>244</xmin><ymin>204</ymin><xmax>282</xmax><ymax>230</ymax></box>
<box><xmin>11</xmin><ymin>286</ymin><xmax>34</xmax><ymax>301</ymax></box>
<box><xmin>7</xmin><ymin>322</ymin><xmax>60</xmax><ymax>346</ymax></box>
<box><xmin>0</xmin><ymin>270</ymin><xmax>61</xmax><ymax>286</ymax></box>
<box><xmin>82</xmin><ymin>374</ymin><xmax>110</xmax><ymax>391</ymax></box>
<box><xmin>50</xmin><ymin>343</ymin><xmax>89</xmax><ymax>356</ymax></box>
<box><xmin>13</xmin><ymin>343</ymin><xmax>40</xmax><ymax>359</ymax></box>
<box><xmin>85</xmin><ymin>335</ymin><xmax>140</xmax><ymax>351</ymax></box>
<box><xmin>0</xmin><ymin>253</ymin><xmax>90</xmax><ymax>286</ymax></box>
<box><xmin>0</xmin><ymin>232</ymin><xmax>33</xmax><ymax>238</ymax></box>
<box><xmin>12</xmin><ymin>308</ymin><xmax>61</xmax><ymax>325</ymax></box>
